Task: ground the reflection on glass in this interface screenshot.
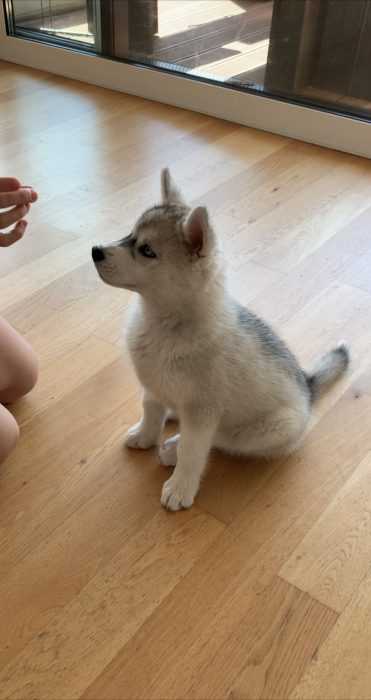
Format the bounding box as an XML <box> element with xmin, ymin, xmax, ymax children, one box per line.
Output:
<box><xmin>111</xmin><ymin>0</ymin><xmax>371</xmax><ymax>120</ymax></box>
<box><xmin>12</xmin><ymin>0</ymin><xmax>96</xmax><ymax>46</ymax></box>
<box><xmin>114</xmin><ymin>1</ymin><xmax>273</xmax><ymax>91</ymax></box>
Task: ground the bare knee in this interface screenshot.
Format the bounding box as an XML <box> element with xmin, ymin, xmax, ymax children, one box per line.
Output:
<box><xmin>0</xmin><ymin>318</ymin><xmax>38</xmax><ymax>403</ymax></box>
<box><xmin>19</xmin><ymin>347</ymin><xmax>38</xmax><ymax>396</ymax></box>
<box><xmin>1</xmin><ymin>347</ymin><xmax>38</xmax><ymax>404</ymax></box>
<box><xmin>0</xmin><ymin>406</ymin><xmax>20</xmax><ymax>464</ymax></box>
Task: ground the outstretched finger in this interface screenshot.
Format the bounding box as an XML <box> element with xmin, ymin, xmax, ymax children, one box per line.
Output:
<box><xmin>0</xmin><ymin>188</ymin><xmax>36</xmax><ymax>209</ymax></box>
<box><xmin>0</xmin><ymin>220</ymin><xmax>27</xmax><ymax>247</ymax></box>
<box><xmin>23</xmin><ymin>186</ymin><xmax>38</xmax><ymax>202</ymax></box>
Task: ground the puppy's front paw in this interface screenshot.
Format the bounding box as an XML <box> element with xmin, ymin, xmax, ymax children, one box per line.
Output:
<box><xmin>161</xmin><ymin>475</ymin><xmax>197</xmax><ymax>511</ymax></box>
<box><xmin>125</xmin><ymin>423</ymin><xmax>156</xmax><ymax>450</ymax></box>
<box><xmin>159</xmin><ymin>435</ymin><xmax>179</xmax><ymax>466</ymax></box>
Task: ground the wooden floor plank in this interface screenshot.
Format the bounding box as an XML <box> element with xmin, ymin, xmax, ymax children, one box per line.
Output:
<box><xmin>250</xmin><ymin>204</ymin><xmax>371</xmax><ymax>328</ymax></box>
<box><xmin>198</xmin><ymin>577</ymin><xmax>336</xmax><ymax>700</ymax></box>
<box><xmin>280</xmin><ymin>283</ymin><xmax>371</xmax><ymax>423</ymax></box>
<box><xmin>281</xmin><ymin>451</ymin><xmax>371</xmax><ymax>613</ymax></box>
<box><xmin>0</xmin><ymin>359</ymin><xmax>138</xmax><ymax>502</ymax></box>
<box><xmin>291</xmin><ymin>564</ymin><xmax>371</xmax><ymax>699</ymax></box>
<box><xmin>0</xmin><ymin>426</ymin><xmax>158</xmax><ymax>670</ymax></box>
<box><xmin>0</xmin><ymin>239</ymin><xmax>89</xmax><ymax>311</ymax></box>
<box><xmin>248</xmin><ymin>156</ymin><xmax>371</xmax><ymax>272</ymax></box>
<box><xmin>14</xmin><ymin>335</ymin><xmax>123</xmax><ymax>425</ymax></box>
<box><xmin>0</xmin><ymin>510</ymin><xmax>224</xmax><ymax>700</ymax></box>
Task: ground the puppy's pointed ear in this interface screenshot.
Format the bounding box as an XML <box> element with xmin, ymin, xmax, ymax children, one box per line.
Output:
<box><xmin>161</xmin><ymin>168</ymin><xmax>185</xmax><ymax>206</ymax></box>
<box><xmin>183</xmin><ymin>206</ymin><xmax>214</xmax><ymax>256</ymax></box>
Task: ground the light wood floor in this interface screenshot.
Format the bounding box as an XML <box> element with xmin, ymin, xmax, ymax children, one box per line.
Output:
<box><xmin>1</xmin><ymin>59</ymin><xmax>371</xmax><ymax>700</ymax></box>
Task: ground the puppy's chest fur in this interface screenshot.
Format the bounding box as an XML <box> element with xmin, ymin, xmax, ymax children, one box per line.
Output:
<box><xmin>126</xmin><ymin>308</ymin><xmax>202</xmax><ymax>405</ymax></box>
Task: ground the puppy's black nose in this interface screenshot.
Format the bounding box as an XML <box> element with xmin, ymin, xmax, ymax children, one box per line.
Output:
<box><xmin>92</xmin><ymin>246</ymin><xmax>105</xmax><ymax>263</ymax></box>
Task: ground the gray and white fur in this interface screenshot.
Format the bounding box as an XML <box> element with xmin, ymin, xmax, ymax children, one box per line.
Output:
<box><xmin>92</xmin><ymin>169</ymin><xmax>349</xmax><ymax>511</ymax></box>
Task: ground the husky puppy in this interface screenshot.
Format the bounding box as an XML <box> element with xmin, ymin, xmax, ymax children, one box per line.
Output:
<box><xmin>92</xmin><ymin>169</ymin><xmax>349</xmax><ymax>511</ymax></box>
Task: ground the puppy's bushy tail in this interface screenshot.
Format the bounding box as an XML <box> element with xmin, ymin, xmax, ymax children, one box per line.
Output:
<box><xmin>306</xmin><ymin>343</ymin><xmax>350</xmax><ymax>401</ymax></box>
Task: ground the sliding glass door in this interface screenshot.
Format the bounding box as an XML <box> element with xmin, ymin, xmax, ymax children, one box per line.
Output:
<box><xmin>1</xmin><ymin>0</ymin><xmax>371</xmax><ymax>157</ymax></box>
<box><xmin>106</xmin><ymin>0</ymin><xmax>371</xmax><ymax>122</ymax></box>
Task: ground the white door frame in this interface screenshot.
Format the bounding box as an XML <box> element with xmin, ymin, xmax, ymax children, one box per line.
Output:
<box><xmin>1</xmin><ymin>2</ymin><xmax>370</xmax><ymax>159</ymax></box>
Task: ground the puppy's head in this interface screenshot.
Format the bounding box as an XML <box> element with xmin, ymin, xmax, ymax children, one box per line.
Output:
<box><xmin>92</xmin><ymin>169</ymin><xmax>218</xmax><ymax>302</ymax></box>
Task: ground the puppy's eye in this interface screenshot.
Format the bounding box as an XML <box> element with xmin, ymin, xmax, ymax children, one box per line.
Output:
<box><xmin>138</xmin><ymin>243</ymin><xmax>156</xmax><ymax>259</ymax></box>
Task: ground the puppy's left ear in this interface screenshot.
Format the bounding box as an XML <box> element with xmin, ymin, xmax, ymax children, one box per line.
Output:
<box><xmin>183</xmin><ymin>206</ymin><xmax>215</xmax><ymax>256</ymax></box>
<box><xmin>161</xmin><ymin>168</ymin><xmax>185</xmax><ymax>206</ymax></box>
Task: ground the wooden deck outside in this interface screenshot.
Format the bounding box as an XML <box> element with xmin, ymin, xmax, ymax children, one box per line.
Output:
<box><xmin>19</xmin><ymin>0</ymin><xmax>273</xmax><ymax>86</ymax></box>
<box><xmin>151</xmin><ymin>0</ymin><xmax>273</xmax><ymax>86</ymax></box>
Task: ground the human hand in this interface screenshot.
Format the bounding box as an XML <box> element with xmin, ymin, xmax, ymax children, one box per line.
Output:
<box><xmin>0</xmin><ymin>177</ymin><xmax>38</xmax><ymax>247</ymax></box>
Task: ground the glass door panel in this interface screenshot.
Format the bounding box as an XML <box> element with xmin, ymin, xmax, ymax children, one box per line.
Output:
<box><xmin>9</xmin><ymin>0</ymin><xmax>99</xmax><ymax>49</ymax></box>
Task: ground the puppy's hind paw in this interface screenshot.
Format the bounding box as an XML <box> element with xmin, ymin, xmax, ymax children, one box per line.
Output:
<box><xmin>165</xmin><ymin>409</ymin><xmax>178</xmax><ymax>423</ymax></box>
<box><xmin>159</xmin><ymin>435</ymin><xmax>179</xmax><ymax>466</ymax></box>
<box><xmin>125</xmin><ymin>423</ymin><xmax>156</xmax><ymax>450</ymax></box>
